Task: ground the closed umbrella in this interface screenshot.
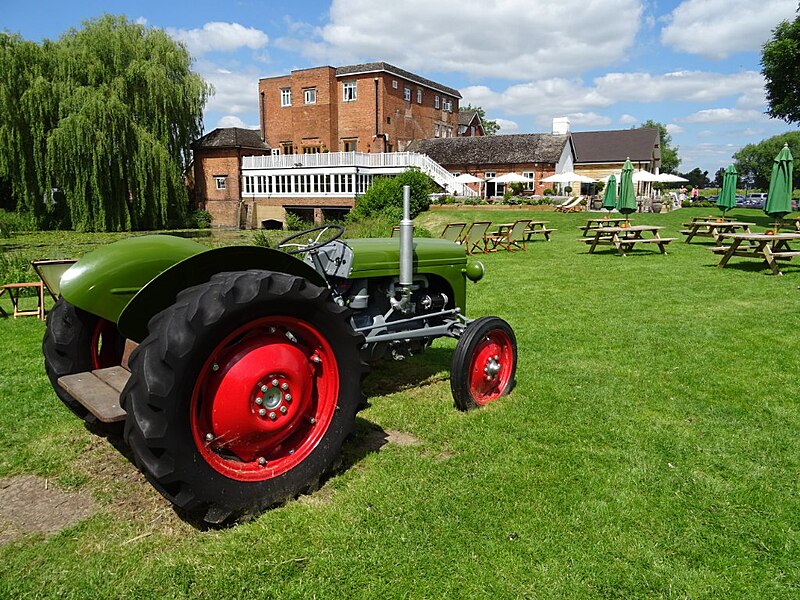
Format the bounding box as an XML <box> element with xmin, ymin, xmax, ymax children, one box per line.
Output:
<box><xmin>616</xmin><ymin>158</ymin><xmax>637</xmax><ymax>220</ymax></box>
<box><xmin>717</xmin><ymin>164</ymin><xmax>738</xmax><ymax>215</ymax></box>
<box><xmin>764</xmin><ymin>143</ymin><xmax>794</xmax><ymax>229</ymax></box>
<box><xmin>602</xmin><ymin>174</ymin><xmax>617</xmax><ymax>210</ymax></box>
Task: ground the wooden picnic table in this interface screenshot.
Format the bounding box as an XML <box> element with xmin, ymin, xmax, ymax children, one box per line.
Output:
<box><xmin>578</xmin><ymin>217</ymin><xmax>629</xmax><ymax>236</ymax></box>
<box><xmin>711</xmin><ymin>231</ymin><xmax>800</xmax><ymax>275</ymax></box>
<box><xmin>523</xmin><ymin>220</ymin><xmax>556</xmax><ymax>242</ymax></box>
<box><xmin>689</xmin><ymin>215</ymin><xmax>736</xmax><ymax>223</ymax></box>
<box><xmin>681</xmin><ymin>219</ymin><xmax>753</xmax><ymax>243</ymax></box>
<box><xmin>579</xmin><ymin>225</ymin><xmax>676</xmax><ymax>256</ymax></box>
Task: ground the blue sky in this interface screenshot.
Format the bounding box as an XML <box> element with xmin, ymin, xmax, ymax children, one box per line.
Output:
<box><xmin>4</xmin><ymin>0</ymin><xmax>799</xmax><ymax>176</ymax></box>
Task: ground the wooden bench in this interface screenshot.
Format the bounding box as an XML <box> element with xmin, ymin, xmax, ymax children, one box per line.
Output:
<box><xmin>630</xmin><ymin>237</ymin><xmax>677</xmax><ymax>244</ymax></box>
<box><xmin>0</xmin><ymin>281</ymin><xmax>45</xmax><ymax>319</ymax></box>
<box><xmin>524</xmin><ymin>227</ymin><xmax>557</xmax><ymax>241</ymax></box>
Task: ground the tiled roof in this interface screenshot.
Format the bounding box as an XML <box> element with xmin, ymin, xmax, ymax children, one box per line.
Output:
<box><xmin>458</xmin><ymin>110</ymin><xmax>479</xmax><ymax>126</ymax></box>
<box><xmin>192</xmin><ymin>128</ymin><xmax>270</xmax><ymax>150</ymax></box>
<box><xmin>408</xmin><ymin>134</ymin><xmax>568</xmax><ymax>165</ymax></box>
<box><xmin>571</xmin><ymin>128</ymin><xmax>659</xmax><ymax>163</ymax></box>
<box><xmin>335</xmin><ymin>62</ymin><xmax>462</xmax><ymax>98</ymax></box>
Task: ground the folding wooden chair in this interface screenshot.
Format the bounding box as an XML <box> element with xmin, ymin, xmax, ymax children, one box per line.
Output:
<box><xmin>439</xmin><ymin>222</ymin><xmax>467</xmax><ymax>243</ymax></box>
<box><xmin>485</xmin><ymin>219</ymin><xmax>532</xmax><ymax>252</ymax></box>
<box><xmin>461</xmin><ymin>221</ymin><xmax>492</xmax><ymax>254</ymax></box>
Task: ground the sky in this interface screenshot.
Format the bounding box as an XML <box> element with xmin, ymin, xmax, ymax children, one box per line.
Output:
<box><xmin>4</xmin><ymin>0</ymin><xmax>799</xmax><ymax>176</ymax></box>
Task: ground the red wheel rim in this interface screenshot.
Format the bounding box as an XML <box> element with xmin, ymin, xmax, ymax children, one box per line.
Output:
<box><xmin>190</xmin><ymin>316</ymin><xmax>339</xmax><ymax>482</ymax></box>
<box><xmin>467</xmin><ymin>328</ymin><xmax>514</xmax><ymax>406</ymax></box>
<box><xmin>91</xmin><ymin>319</ymin><xmax>121</xmax><ymax>370</ymax></box>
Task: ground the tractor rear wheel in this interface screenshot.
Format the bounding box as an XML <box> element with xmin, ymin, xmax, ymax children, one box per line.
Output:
<box><xmin>122</xmin><ymin>270</ymin><xmax>363</xmax><ymax>524</ymax></box>
<box><xmin>43</xmin><ymin>297</ymin><xmax>125</xmax><ymax>420</ymax></box>
<box><xmin>451</xmin><ymin>316</ymin><xmax>517</xmax><ymax>411</ymax></box>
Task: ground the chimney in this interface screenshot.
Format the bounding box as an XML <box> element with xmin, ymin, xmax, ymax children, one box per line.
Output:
<box><xmin>552</xmin><ymin>117</ymin><xmax>571</xmax><ymax>135</ymax></box>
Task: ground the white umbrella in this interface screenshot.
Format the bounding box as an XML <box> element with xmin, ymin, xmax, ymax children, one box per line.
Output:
<box><xmin>541</xmin><ymin>171</ymin><xmax>596</xmax><ymax>183</ymax></box>
<box><xmin>454</xmin><ymin>173</ymin><xmax>484</xmax><ymax>183</ymax></box>
<box><xmin>489</xmin><ymin>172</ymin><xmax>531</xmax><ymax>183</ymax></box>
<box><xmin>632</xmin><ymin>170</ymin><xmax>661</xmax><ymax>182</ymax></box>
<box><xmin>654</xmin><ymin>173</ymin><xmax>688</xmax><ymax>183</ymax></box>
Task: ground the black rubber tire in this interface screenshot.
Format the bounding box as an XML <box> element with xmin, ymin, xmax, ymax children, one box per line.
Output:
<box><xmin>122</xmin><ymin>270</ymin><xmax>364</xmax><ymax>524</ymax></box>
<box><xmin>451</xmin><ymin>316</ymin><xmax>517</xmax><ymax>411</ymax></box>
<box><xmin>42</xmin><ymin>297</ymin><xmax>125</xmax><ymax>420</ymax></box>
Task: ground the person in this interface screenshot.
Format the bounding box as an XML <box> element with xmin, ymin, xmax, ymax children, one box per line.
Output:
<box><xmin>691</xmin><ymin>186</ymin><xmax>699</xmax><ymax>203</ymax></box>
<box><xmin>679</xmin><ymin>185</ymin><xmax>687</xmax><ymax>201</ymax></box>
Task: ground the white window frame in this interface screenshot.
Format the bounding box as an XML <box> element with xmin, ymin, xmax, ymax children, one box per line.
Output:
<box><xmin>404</xmin><ymin>87</ymin><xmax>411</xmax><ymax>102</ymax></box>
<box><xmin>417</xmin><ymin>89</ymin><xmax>422</xmax><ymax>104</ymax></box>
<box><xmin>523</xmin><ymin>172</ymin><xmax>535</xmax><ymax>191</ymax></box>
<box><xmin>214</xmin><ymin>176</ymin><xmax>227</xmax><ymax>190</ymax></box>
<box><xmin>434</xmin><ymin>124</ymin><xmax>440</xmax><ymax>138</ymax></box>
<box><xmin>392</xmin><ymin>80</ymin><xmax>398</xmax><ymax>89</ymax></box>
<box><xmin>280</xmin><ymin>88</ymin><xmax>291</xmax><ymax>107</ymax></box>
<box><xmin>271</xmin><ymin>148</ymin><xmax>280</xmax><ymax>156</ymax></box>
<box><xmin>343</xmin><ymin>81</ymin><xmax>357</xmax><ymax>102</ymax></box>
<box><xmin>304</xmin><ymin>88</ymin><xmax>316</xmax><ymax>105</ymax></box>
<box><xmin>434</xmin><ymin>95</ymin><xmax>440</xmax><ymax>109</ymax></box>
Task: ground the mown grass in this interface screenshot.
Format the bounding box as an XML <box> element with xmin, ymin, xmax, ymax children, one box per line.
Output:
<box><xmin>0</xmin><ymin>206</ymin><xmax>798</xmax><ymax>598</ymax></box>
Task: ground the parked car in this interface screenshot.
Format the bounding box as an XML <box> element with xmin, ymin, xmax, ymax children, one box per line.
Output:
<box><xmin>745</xmin><ymin>192</ymin><xmax>768</xmax><ymax>208</ymax></box>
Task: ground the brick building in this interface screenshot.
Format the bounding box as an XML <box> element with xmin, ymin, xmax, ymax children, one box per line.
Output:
<box><xmin>191</xmin><ymin>128</ymin><xmax>271</xmax><ymax>228</ymax></box>
<box><xmin>408</xmin><ymin>134</ymin><xmax>572</xmax><ymax>197</ymax></box>
<box><xmin>258</xmin><ymin>62</ymin><xmax>462</xmax><ymax>155</ymax></box>
<box><xmin>458</xmin><ymin>110</ymin><xmax>485</xmax><ymax>137</ymax></box>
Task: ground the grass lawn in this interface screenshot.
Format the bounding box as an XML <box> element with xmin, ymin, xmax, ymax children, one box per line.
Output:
<box><xmin>0</xmin><ymin>206</ymin><xmax>798</xmax><ymax>598</ymax></box>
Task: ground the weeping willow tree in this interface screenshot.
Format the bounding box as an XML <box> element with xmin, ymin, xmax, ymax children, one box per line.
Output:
<box><xmin>0</xmin><ymin>15</ymin><xmax>211</xmax><ymax>231</ymax></box>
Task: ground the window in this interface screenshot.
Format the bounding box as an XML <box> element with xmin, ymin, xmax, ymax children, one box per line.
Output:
<box><xmin>343</xmin><ymin>81</ymin><xmax>357</xmax><ymax>102</ymax></box>
<box><xmin>523</xmin><ymin>172</ymin><xmax>535</xmax><ymax>191</ymax></box>
<box><xmin>434</xmin><ymin>95</ymin><xmax>439</xmax><ymax>109</ymax></box>
<box><xmin>417</xmin><ymin>89</ymin><xmax>422</xmax><ymax>104</ymax></box>
<box><xmin>271</xmin><ymin>148</ymin><xmax>280</xmax><ymax>156</ymax></box>
<box><xmin>447</xmin><ymin>127</ymin><xmax>452</xmax><ymax>138</ymax></box>
<box><xmin>485</xmin><ymin>171</ymin><xmax>496</xmax><ymax>179</ymax></box>
<box><xmin>243</xmin><ymin>176</ymin><xmax>254</xmax><ymax>194</ymax></box>
<box><xmin>434</xmin><ymin>124</ymin><xmax>440</xmax><ymax>138</ymax></box>
<box><xmin>280</xmin><ymin>88</ymin><xmax>291</xmax><ymax>107</ymax></box>
<box><xmin>443</xmin><ymin>98</ymin><xmax>452</xmax><ymax>112</ymax></box>
<box><xmin>214</xmin><ymin>176</ymin><xmax>227</xmax><ymax>190</ymax></box>
<box><xmin>304</xmin><ymin>88</ymin><xmax>316</xmax><ymax>104</ymax></box>
<box><xmin>302</xmin><ymin>146</ymin><xmax>321</xmax><ymax>154</ymax></box>
<box><xmin>392</xmin><ymin>80</ymin><xmax>398</xmax><ymax>89</ymax></box>
<box><xmin>281</xmin><ymin>142</ymin><xmax>293</xmax><ymax>155</ymax></box>
<box><xmin>343</xmin><ymin>139</ymin><xmax>357</xmax><ymax>152</ymax></box>
<box><xmin>403</xmin><ymin>87</ymin><xmax>411</xmax><ymax>102</ymax></box>
<box><xmin>386</xmin><ymin>116</ymin><xmax>391</xmax><ymax>124</ymax></box>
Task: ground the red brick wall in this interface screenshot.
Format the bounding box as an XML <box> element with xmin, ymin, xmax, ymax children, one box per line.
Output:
<box><xmin>260</xmin><ymin>66</ymin><xmax>460</xmax><ymax>154</ymax></box>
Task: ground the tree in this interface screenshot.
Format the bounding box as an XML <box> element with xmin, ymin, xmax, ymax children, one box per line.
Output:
<box><xmin>678</xmin><ymin>168</ymin><xmax>710</xmax><ymax>189</ymax></box>
<box><xmin>713</xmin><ymin>167</ymin><xmax>726</xmax><ymax>188</ymax></box>
<box><xmin>636</xmin><ymin>120</ymin><xmax>681</xmax><ymax>174</ymax></box>
<box><xmin>459</xmin><ymin>104</ymin><xmax>500</xmax><ymax>135</ymax></box>
<box><xmin>761</xmin><ymin>9</ymin><xmax>800</xmax><ymax>124</ymax></box>
<box><xmin>0</xmin><ymin>15</ymin><xmax>211</xmax><ymax>231</ymax></box>
<box><xmin>347</xmin><ymin>168</ymin><xmax>432</xmax><ymax>222</ymax></box>
<box><xmin>733</xmin><ymin>131</ymin><xmax>800</xmax><ymax>190</ymax></box>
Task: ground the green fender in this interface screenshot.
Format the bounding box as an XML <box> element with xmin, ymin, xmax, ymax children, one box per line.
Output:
<box><xmin>60</xmin><ymin>235</ymin><xmax>326</xmax><ymax>343</ymax></box>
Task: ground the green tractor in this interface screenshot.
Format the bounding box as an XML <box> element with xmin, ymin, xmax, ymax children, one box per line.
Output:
<box><xmin>43</xmin><ymin>188</ymin><xmax>517</xmax><ymax>524</ymax></box>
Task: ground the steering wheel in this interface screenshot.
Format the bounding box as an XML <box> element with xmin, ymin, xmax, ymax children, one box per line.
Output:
<box><xmin>277</xmin><ymin>224</ymin><xmax>345</xmax><ymax>255</ymax></box>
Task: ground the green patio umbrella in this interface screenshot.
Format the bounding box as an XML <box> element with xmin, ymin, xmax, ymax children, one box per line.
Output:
<box><xmin>717</xmin><ymin>164</ymin><xmax>738</xmax><ymax>215</ymax></box>
<box><xmin>602</xmin><ymin>174</ymin><xmax>617</xmax><ymax>210</ymax></box>
<box><xmin>616</xmin><ymin>158</ymin><xmax>637</xmax><ymax>220</ymax></box>
<box><xmin>764</xmin><ymin>143</ymin><xmax>794</xmax><ymax>229</ymax></box>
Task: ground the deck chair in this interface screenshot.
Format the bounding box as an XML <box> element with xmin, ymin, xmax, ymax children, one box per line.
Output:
<box><xmin>553</xmin><ymin>197</ymin><xmax>572</xmax><ymax>210</ymax></box>
<box><xmin>461</xmin><ymin>221</ymin><xmax>492</xmax><ymax>254</ymax></box>
<box><xmin>556</xmin><ymin>195</ymin><xmax>585</xmax><ymax>212</ymax></box>
<box><xmin>439</xmin><ymin>222</ymin><xmax>466</xmax><ymax>243</ymax></box>
<box><xmin>485</xmin><ymin>219</ymin><xmax>532</xmax><ymax>252</ymax></box>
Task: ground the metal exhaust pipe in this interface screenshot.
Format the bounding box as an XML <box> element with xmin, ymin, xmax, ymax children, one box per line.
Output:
<box><xmin>399</xmin><ymin>185</ymin><xmax>413</xmax><ymax>288</ymax></box>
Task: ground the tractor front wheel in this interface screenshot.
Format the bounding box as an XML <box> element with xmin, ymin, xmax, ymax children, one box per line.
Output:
<box><xmin>122</xmin><ymin>270</ymin><xmax>363</xmax><ymax>524</ymax></box>
<box><xmin>451</xmin><ymin>316</ymin><xmax>517</xmax><ymax>411</ymax></box>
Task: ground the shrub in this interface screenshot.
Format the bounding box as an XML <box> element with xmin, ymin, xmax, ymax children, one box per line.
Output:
<box><xmin>564</xmin><ymin>185</ymin><xmax>573</xmax><ymax>194</ymax></box>
<box><xmin>347</xmin><ymin>168</ymin><xmax>432</xmax><ymax>222</ymax></box>
<box><xmin>251</xmin><ymin>229</ymin><xmax>272</xmax><ymax>248</ymax></box>
<box><xmin>543</xmin><ymin>188</ymin><xmax>554</xmax><ymax>196</ymax></box>
<box><xmin>509</xmin><ymin>182</ymin><xmax>524</xmax><ymax>196</ymax></box>
<box><xmin>0</xmin><ymin>210</ymin><xmax>33</xmax><ymax>237</ymax></box>
<box><xmin>285</xmin><ymin>212</ymin><xmax>312</xmax><ymax>231</ymax></box>
<box><xmin>189</xmin><ymin>209</ymin><xmax>213</xmax><ymax>229</ymax></box>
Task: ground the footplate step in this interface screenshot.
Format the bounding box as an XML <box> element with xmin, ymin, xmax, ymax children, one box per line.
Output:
<box><xmin>58</xmin><ymin>367</ymin><xmax>130</xmax><ymax>423</ymax></box>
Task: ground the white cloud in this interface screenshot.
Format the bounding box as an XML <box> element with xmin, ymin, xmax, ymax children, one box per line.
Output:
<box><xmin>592</xmin><ymin>70</ymin><xmax>764</xmax><ymax>104</ymax></box>
<box><xmin>680</xmin><ymin>108</ymin><xmax>769</xmax><ymax>124</ymax></box>
<box><xmin>216</xmin><ymin>115</ymin><xmax>259</xmax><ymax>130</ymax></box>
<box><xmin>283</xmin><ymin>0</ymin><xmax>642</xmax><ymax>79</ymax></box>
<box><xmin>168</xmin><ymin>22</ymin><xmax>268</xmax><ymax>56</ymax></box>
<box><xmin>619</xmin><ymin>114</ymin><xmax>639</xmax><ymax>126</ymax></box>
<box><xmin>666</xmin><ymin>123</ymin><xmax>685</xmax><ymax>134</ymax></box>
<box><xmin>566</xmin><ymin>112</ymin><xmax>612</xmax><ymax>127</ymax></box>
<box><xmin>495</xmin><ymin>119</ymin><xmax>519</xmax><ymax>133</ymax></box>
<box><xmin>201</xmin><ymin>66</ymin><xmax>261</xmax><ymax>115</ymax></box>
<box><xmin>660</xmin><ymin>0</ymin><xmax>797</xmax><ymax>59</ymax></box>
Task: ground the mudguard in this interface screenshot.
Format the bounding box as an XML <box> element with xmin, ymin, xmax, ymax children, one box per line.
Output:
<box><xmin>60</xmin><ymin>235</ymin><xmax>326</xmax><ymax>343</ymax></box>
